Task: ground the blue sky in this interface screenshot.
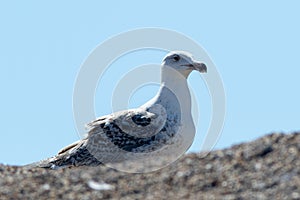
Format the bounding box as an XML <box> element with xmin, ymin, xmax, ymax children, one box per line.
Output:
<box><xmin>0</xmin><ymin>1</ymin><xmax>299</xmax><ymax>165</ymax></box>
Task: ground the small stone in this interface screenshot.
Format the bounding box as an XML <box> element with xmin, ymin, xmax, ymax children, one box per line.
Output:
<box><xmin>221</xmin><ymin>181</ymin><xmax>227</xmax><ymax>187</ymax></box>
<box><xmin>41</xmin><ymin>183</ymin><xmax>50</xmax><ymax>191</ymax></box>
<box><xmin>292</xmin><ymin>192</ymin><xmax>300</xmax><ymax>199</ymax></box>
<box><xmin>255</xmin><ymin>163</ymin><xmax>262</xmax><ymax>170</ymax></box>
<box><xmin>176</xmin><ymin>171</ymin><xmax>185</xmax><ymax>178</ymax></box>
<box><xmin>288</xmin><ymin>147</ymin><xmax>297</xmax><ymax>155</ymax></box>
<box><xmin>87</xmin><ymin>180</ymin><xmax>114</xmax><ymax>191</ymax></box>
<box><xmin>205</xmin><ymin>164</ymin><xmax>212</xmax><ymax>170</ymax></box>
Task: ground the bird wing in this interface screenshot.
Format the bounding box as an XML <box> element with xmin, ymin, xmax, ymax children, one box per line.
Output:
<box><xmin>86</xmin><ymin>104</ymin><xmax>167</xmax><ymax>138</ymax></box>
<box><xmin>57</xmin><ymin>140</ymin><xmax>82</xmax><ymax>155</ymax></box>
<box><xmin>33</xmin><ymin>104</ymin><xmax>169</xmax><ymax>167</ymax></box>
<box><xmin>45</xmin><ymin>103</ymin><xmax>168</xmax><ymax>162</ymax></box>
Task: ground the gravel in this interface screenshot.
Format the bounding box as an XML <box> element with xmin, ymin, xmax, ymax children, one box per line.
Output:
<box><xmin>1</xmin><ymin>132</ymin><xmax>299</xmax><ymax>199</ymax></box>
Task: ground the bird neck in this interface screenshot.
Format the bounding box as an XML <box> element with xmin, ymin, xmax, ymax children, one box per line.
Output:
<box><xmin>156</xmin><ymin>66</ymin><xmax>192</xmax><ymax>113</ymax></box>
<box><xmin>141</xmin><ymin>66</ymin><xmax>193</xmax><ymax>116</ymax></box>
<box><xmin>161</xmin><ymin>65</ymin><xmax>190</xmax><ymax>83</ymax></box>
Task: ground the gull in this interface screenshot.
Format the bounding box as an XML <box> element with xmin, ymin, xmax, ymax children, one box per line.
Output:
<box><xmin>28</xmin><ymin>51</ymin><xmax>207</xmax><ymax>169</ymax></box>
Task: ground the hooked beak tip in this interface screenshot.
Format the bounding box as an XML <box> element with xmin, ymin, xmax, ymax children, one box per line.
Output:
<box><xmin>193</xmin><ymin>62</ymin><xmax>207</xmax><ymax>73</ymax></box>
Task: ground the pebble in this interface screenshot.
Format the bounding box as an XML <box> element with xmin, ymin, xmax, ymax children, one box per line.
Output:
<box><xmin>0</xmin><ymin>132</ymin><xmax>299</xmax><ymax>199</ymax></box>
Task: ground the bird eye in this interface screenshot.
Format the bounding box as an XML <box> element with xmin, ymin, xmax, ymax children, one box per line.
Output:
<box><xmin>172</xmin><ymin>54</ymin><xmax>180</xmax><ymax>62</ymax></box>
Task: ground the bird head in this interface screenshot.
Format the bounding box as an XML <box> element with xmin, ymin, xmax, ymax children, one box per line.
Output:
<box><xmin>162</xmin><ymin>51</ymin><xmax>207</xmax><ymax>78</ymax></box>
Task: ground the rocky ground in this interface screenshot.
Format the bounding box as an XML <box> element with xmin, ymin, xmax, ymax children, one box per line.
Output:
<box><xmin>1</xmin><ymin>132</ymin><xmax>300</xmax><ymax>200</ymax></box>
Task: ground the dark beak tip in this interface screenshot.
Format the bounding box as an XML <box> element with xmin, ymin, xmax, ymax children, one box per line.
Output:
<box><xmin>194</xmin><ymin>62</ymin><xmax>207</xmax><ymax>73</ymax></box>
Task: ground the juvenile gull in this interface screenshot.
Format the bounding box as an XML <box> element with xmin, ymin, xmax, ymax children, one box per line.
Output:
<box><xmin>28</xmin><ymin>51</ymin><xmax>207</xmax><ymax>169</ymax></box>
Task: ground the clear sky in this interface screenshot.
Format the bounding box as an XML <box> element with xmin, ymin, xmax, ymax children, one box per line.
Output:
<box><xmin>0</xmin><ymin>1</ymin><xmax>299</xmax><ymax>165</ymax></box>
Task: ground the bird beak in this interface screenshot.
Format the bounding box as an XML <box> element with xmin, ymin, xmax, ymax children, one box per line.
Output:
<box><xmin>193</xmin><ymin>61</ymin><xmax>207</xmax><ymax>73</ymax></box>
<box><xmin>184</xmin><ymin>61</ymin><xmax>207</xmax><ymax>73</ymax></box>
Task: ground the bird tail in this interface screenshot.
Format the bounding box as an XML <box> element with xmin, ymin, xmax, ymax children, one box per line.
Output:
<box><xmin>24</xmin><ymin>139</ymin><xmax>102</xmax><ymax>169</ymax></box>
<box><xmin>23</xmin><ymin>157</ymin><xmax>61</xmax><ymax>169</ymax></box>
